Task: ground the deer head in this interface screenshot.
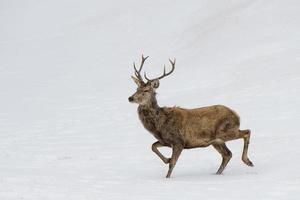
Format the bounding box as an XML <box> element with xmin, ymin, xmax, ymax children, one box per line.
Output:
<box><xmin>128</xmin><ymin>55</ymin><xmax>176</xmax><ymax>106</ymax></box>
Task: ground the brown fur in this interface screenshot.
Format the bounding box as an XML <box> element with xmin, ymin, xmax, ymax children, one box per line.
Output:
<box><xmin>129</xmin><ymin>57</ymin><xmax>253</xmax><ymax>178</ymax></box>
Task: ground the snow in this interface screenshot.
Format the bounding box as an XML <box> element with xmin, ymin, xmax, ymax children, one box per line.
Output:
<box><xmin>0</xmin><ymin>0</ymin><xmax>300</xmax><ymax>199</ymax></box>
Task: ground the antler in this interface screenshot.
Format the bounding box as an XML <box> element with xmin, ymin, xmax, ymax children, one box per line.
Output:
<box><xmin>133</xmin><ymin>54</ymin><xmax>149</xmax><ymax>84</ymax></box>
<box><xmin>144</xmin><ymin>58</ymin><xmax>176</xmax><ymax>81</ymax></box>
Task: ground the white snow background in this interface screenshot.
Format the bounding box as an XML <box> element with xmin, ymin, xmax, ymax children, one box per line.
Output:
<box><xmin>0</xmin><ymin>0</ymin><xmax>300</xmax><ymax>199</ymax></box>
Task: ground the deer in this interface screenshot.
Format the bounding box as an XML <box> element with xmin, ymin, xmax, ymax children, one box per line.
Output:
<box><xmin>128</xmin><ymin>55</ymin><xmax>254</xmax><ymax>178</ymax></box>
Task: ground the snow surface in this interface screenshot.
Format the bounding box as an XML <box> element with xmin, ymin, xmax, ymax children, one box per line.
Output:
<box><xmin>0</xmin><ymin>0</ymin><xmax>300</xmax><ymax>199</ymax></box>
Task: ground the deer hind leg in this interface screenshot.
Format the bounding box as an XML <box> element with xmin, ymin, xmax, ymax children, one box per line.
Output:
<box><xmin>239</xmin><ymin>129</ymin><xmax>254</xmax><ymax>167</ymax></box>
<box><xmin>166</xmin><ymin>144</ymin><xmax>183</xmax><ymax>178</ymax></box>
<box><xmin>152</xmin><ymin>141</ymin><xmax>170</xmax><ymax>164</ymax></box>
<box><xmin>213</xmin><ymin>143</ymin><xmax>232</xmax><ymax>174</ymax></box>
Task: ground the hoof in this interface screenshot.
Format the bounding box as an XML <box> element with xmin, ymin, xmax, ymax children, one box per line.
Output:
<box><xmin>243</xmin><ymin>158</ymin><xmax>254</xmax><ymax>167</ymax></box>
<box><xmin>216</xmin><ymin>171</ymin><xmax>223</xmax><ymax>175</ymax></box>
<box><xmin>247</xmin><ymin>161</ymin><xmax>254</xmax><ymax>167</ymax></box>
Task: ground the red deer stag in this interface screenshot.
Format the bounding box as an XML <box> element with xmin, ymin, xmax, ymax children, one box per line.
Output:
<box><xmin>128</xmin><ymin>55</ymin><xmax>254</xmax><ymax>178</ymax></box>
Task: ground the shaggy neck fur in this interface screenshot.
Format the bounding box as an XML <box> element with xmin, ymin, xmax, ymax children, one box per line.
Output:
<box><xmin>137</xmin><ymin>93</ymin><xmax>163</xmax><ymax>140</ymax></box>
<box><xmin>140</xmin><ymin>93</ymin><xmax>159</xmax><ymax>110</ymax></box>
<box><xmin>138</xmin><ymin>94</ymin><xmax>161</xmax><ymax>117</ymax></box>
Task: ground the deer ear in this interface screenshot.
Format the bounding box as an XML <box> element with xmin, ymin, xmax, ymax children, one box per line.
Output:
<box><xmin>131</xmin><ymin>76</ymin><xmax>141</xmax><ymax>86</ymax></box>
<box><xmin>150</xmin><ymin>79</ymin><xmax>160</xmax><ymax>89</ymax></box>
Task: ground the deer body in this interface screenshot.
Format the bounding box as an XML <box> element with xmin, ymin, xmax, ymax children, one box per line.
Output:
<box><xmin>139</xmin><ymin>103</ymin><xmax>240</xmax><ymax>149</ymax></box>
<box><xmin>129</xmin><ymin>55</ymin><xmax>253</xmax><ymax>178</ymax></box>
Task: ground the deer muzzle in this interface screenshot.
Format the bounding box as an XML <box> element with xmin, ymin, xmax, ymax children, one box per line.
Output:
<box><xmin>128</xmin><ymin>96</ymin><xmax>134</xmax><ymax>102</ymax></box>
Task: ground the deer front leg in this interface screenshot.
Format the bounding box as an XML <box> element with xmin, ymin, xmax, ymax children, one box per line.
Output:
<box><xmin>151</xmin><ymin>141</ymin><xmax>170</xmax><ymax>164</ymax></box>
<box><xmin>166</xmin><ymin>144</ymin><xmax>183</xmax><ymax>178</ymax></box>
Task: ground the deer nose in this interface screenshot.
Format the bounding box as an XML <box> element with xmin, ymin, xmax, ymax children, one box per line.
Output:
<box><xmin>128</xmin><ymin>96</ymin><xmax>134</xmax><ymax>102</ymax></box>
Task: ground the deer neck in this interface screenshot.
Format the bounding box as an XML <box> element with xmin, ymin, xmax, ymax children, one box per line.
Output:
<box><xmin>138</xmin><ymin>95</ymin><xmax>160</xmax><ymax>114</ymax></box>
<box><xmin>137</xmin><ymin>95</ymin><xmax>162</xmax><ymax>133</ymax></box>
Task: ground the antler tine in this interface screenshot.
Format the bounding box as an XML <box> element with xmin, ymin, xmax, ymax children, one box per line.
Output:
<box><xmin>169</xmin><ymin>58</ymin><xmax>176</xmax><ymax>67</ymax></box>
<box><xmin>144</xmin><ymin>71</ymin><xmax>151</xmax><ymax>82</ymax></box>
<box><xmin>157</xmin><ymin>58</ymin><xmax>175</xmax><ymax>80</ymax></box>
<box><xmin>133</xmin><ymin>62</ymin><xmax>141</xmax><ymax>78</ymax></box>
<box><xmin>144</xmin><ymin>58</ymin><xmax>176</xmax><ymax>81</ymax></box>
<box><xmin>133</xmin><ymin>54</ymin><xmax>149</xmax><ymax>82</ymax></box>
